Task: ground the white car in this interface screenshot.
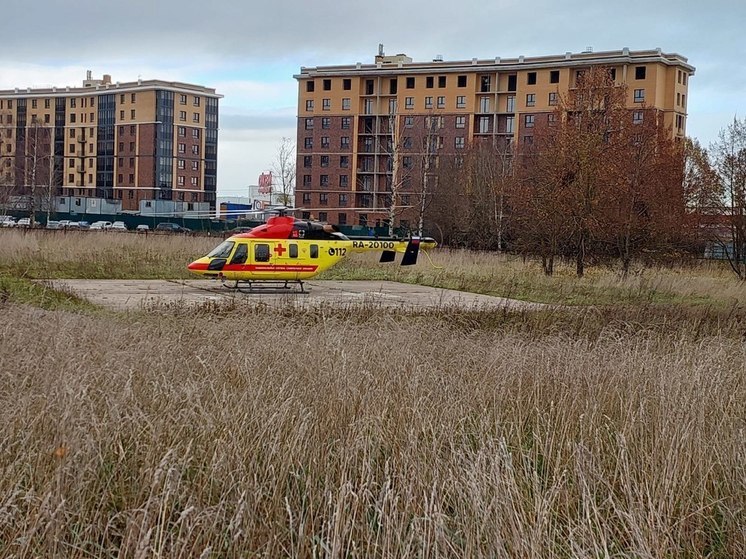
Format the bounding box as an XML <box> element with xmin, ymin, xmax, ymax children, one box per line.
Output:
<box><xmin>90</xmin><ymin>221</ymin><xmax>112</xmax><ymax>230</ymax></box>
<box><xmin>16</xmin><ymin>218</ymin><xmax>31</xmax><ymax>228</ymax></box>
<box><xmin>136</xmin><ymin>224</ymin><xmax>150</xmax><ymax>233</ymax></box>
<box><xmin>0</xmin><ymin>216</ymin><xmax>15</xmax><ymax>227</ymax></box>
<box><xmin>111</xmin><ymin>221</ymin><xmax>128</xmax><ymax>231</ymax></box>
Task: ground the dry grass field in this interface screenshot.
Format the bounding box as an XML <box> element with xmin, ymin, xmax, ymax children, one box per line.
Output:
<box><xmin>0</xmin><ymin>229</ymin><xmax>744</xmax><ymax>558</ymax></box>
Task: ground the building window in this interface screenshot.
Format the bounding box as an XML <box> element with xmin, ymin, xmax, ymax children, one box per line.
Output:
<box><xmin>323</xmin><ymin>79</ymin><xmax>332</xmax><ymax>91</ymax></box>
<box><xmin>527</xmin><ymin>72</ymin><xmax>537</xmax><ymax>85</ymax></box>
<box><xmin>403</xmin><ymin>137</ymin><xmax>412</xmax><ymax>149</ymax></box>
<box><xmin>438</xmin><ymin>76</ymin><xmax>446</xmax><ymax>88</ymax></box>
<box><xmin>178</xmin><ymin>126</ymin><xmax>186</xmax><ymax>136</ymax></box>
<box><xmin>341</xmin><ymin>98</ymin><xmax>351</xmax><ymax>110</ymax></box>
<box><xmin>635</xmin><ymin>66</ymin><xmax>646</xmax><ymax>80</ymax></box>
<box><xmin>191</xmin><ymin>177</ymin><xmax>198</xmax><ymax>186</ymax></box>
<box><xmin>365</xmin><ymin>79</ymin><xmax>374</xmax><ymax>95</ymax></box>
<box><xmin>322</xmin><ymin>98</ymin><xmax>331</xmax><ymax>111</ymax></box>
<box><xmin>129</xmin><ymin>109</ymin><xmax>135</xmax><ymax>119</ymax></box>
<box><xmin>192</xmin><ymin>129</ymin><xmax>199</xmax><ymax>139</ymax></box>
<box><xmin>634</xmin><ymin>89</ymin><xmax>645</xmax><ymax>103</ymax></box>
<box><xmin>303</xmin><ymin>175</ymin><xmax>312</xmax><ymax>186</ymax></box>
<box><xmin>178</xmin><ymin>143</ymin><xmax>186</xmax><ymax>153</ymax></box>
<box><xmin>302</xmin><ymin>192</ymin><xmax>311</xmax><ymax>203</ymax></box>
<box><xmin>406</xmin><ymin>77</ymin><xmax>415</xmax><ymax>89</ymax></box>
<box><xmin>456</xmin><ymin>96</ymin><xmax>466</xmax><ymax>109</ymax></box>
<box><xmin>338</xmin><ymin>212</ymin><xmax>347</xmax><ymax>225</ymax></box>
<box><xmin>475</xmin><ymin>76</ymin><xmax>489</xmax><ymax>94</ymax></box>
<box><xmin>389</xmin><ymin>78</ymin><xmax>397</xmax><ymax>94</ymax></box>
<box><xmin>548</xmin><ymin>113</ymin><xmax>557</xmax><ymax>125</ymax></box>
<box><xmin>548</xmin><ymin>92</ymin><xmax>558</xmax><ymax>106</ymax></box>
<box><xmin>506</xmin><ymin>95</ymin><xmax>515</xmax><ymax>112</ymax></box>
<box><xmin>320</xmin><ymin>193</ymin><xmax>328</xmax><ymax>204</ymax></box>
<box><xmin>191</xmin><ymin>161</ymin><xmax>199</xmax><ymax>171</ymax></box>
<box><xmin>341</xmin><ymin>117</ymin><xmax>351</xmax><ymax>129</ymax></box>
<box><xmin>526</xmin><ymin>94</ymin><xmax>536</xmax><ymax>107</ymax></box>
<box><xmin>340</xmin><ymin>155</ymin><xmax>349</xmax><ymax>168</ymax></box>
<box><xmin>177</xmin><ymin>176</ymin><xmax>185</xmax><ymax>186</ymax></box>
<box><xmin>633</xmin><ymin>111</ymin><xmax>644</xmax><ymax>124</ymax></box>
<box><xmin>303</xmin><ymin>155</ymin><xmax>312</xmax><ymax>167</ymax></box>
<box><xmin>437</xmin><ymin>96</ymin><xmax>445</xmax><ymax>108</ymax></box>
<box><xmin>321</xmin><ymin>137</ymin><xmax>330</xmax><ymax>148</ymax></box>
<box><xmin>524</xmin><ymin>115</ymin><xmax>535</xmax><ymax>128</ymax></box>
<box><xmin>305</xmin><ymin>118</ymin><xmax>314</xmax><ymax>130</ymax></box>
<box><xmin>180</xmin><ymin>94</ymin><xmax>187</xmax><ymax>104</ymax></box>
<box><xmin>321</xmin><ymin>117</ymin><xmax>331</xmax><ymax>129</ymax></box>
<box><xmin>405</xmin><ymin>116</ymin><xmax>414</xmax><ymax>128</ymax></box>
<box><xmin>340</xmin><ymin>175</ymin><xmax>348</xmax><ymax>188</ymax></box>
<box><xmin>340</xmin><ymin>136</ymin><xmax>350</xmax><ymax>149</ymax></box>
<box><xmin>426</xmin><ymin>76</ymin><xmax>434</xmax><ymax>88</ymax></box>
<box><xmin>179</xmin><ymin>111</ymin><xmax>187</xmax><ymax>121</ymax></box>
<box><xmin>479</xmin><ymin>97</ymin><xmax>490</xmax><ymax>113</ymax></box>
<box><xmin>321</xmin><ymin>155</ymin><xmax>330</xmax><ymax>167</ymax></box>
<box><xmin>305</xmin><ymin>100</ymin><xmax>314</xmax><ymax>111</ymax></box>
<box><xmin>193</xmin><ymin>113</ymin><xmax>199</xmax><ymax>123</ymax></box>
<box><xmin>550</xmin><ymin>70</ymin><xmax>560</xmax><ymax>84</ymax></box>
<box><xmin>343</xmin><ymin>78</ymin><xmax>351</xmax><ymax>90</ymax></box>
<box><xmin>70</xmin><ymin>114</ymin><xmax>77</xmax><ymax>123</ymax></box>
<box><xmin>191</xmin><ymin>145</ymin><xmax>199</xmax><ymax>155</ymax></box>
<box><xmin>425</xmin><ymin>97</ymin><xmax>433</xmax><ymax>109</ymax></box>
<box><xmin>457</xmin><ymin>75</ymin><xmax>467</xmax><ymax>87</ymax></box>
<box><xmin>363</xmin><ymin>99</ymin><xmax>374</xmax><ymax>114</ymax></box>
<box><xmin>306</xmin><ymin>81</ymin><xmax>315</xmax><ymax>92</ymax></box>
<box><xmin>304</xmin><ymin>137</ymin><xmax>313</xmax><ymax>149</ymax></box>
<box><xmin>455</xmin><ymin>137</ymin><xmax>465</xmax><ymax>149</ymax></box>
<box><xmin>178</xmin><ymin>159</ymin><xmax>185</xmax><ymax>169</ymax></box>
<box><xmin>405</xmin><ymin>97</ymin><xmax>414</xmax><ymax>109</ymax></box>
<box><xmin>455</xmin><ymin>115</ymin><xmax>466</xmax><ymax>128</ymax></box>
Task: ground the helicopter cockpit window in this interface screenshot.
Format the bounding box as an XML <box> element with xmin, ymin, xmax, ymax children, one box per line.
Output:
<box><xmin>310</xmin><ymin>244</ymin><xmax>319</xmax><ymax>258</ymax></box>
<box><xmin>230</xmin><ymin>243</ymin><xmax>248</xmax><ymax>265</ymax></box>
<box><xmin>207</xmin><ymin>241</ymin><xmax>234</xmax><ymax>259</ymax></box>
<box><xmin>289</xmin><ymin>244</ymin><xmax>298</xmax><ymax>258</ymax></box>
<box><xmin>255</xmin><ymin>244</ymin><xmax>270</xmax><ymax>262</ymax></box>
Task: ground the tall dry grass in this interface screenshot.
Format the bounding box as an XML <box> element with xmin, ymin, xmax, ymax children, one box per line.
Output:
<box><xmin>1</xmin><ymin>303</ymin><xmax>744</xmax><ymax>557</ymax></box>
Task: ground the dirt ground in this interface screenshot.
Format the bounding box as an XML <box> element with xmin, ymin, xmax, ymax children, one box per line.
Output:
<box><xmin>48</xmin><ymin>279</ymin><xmax>550</xmax><ymax>312</ymax></box>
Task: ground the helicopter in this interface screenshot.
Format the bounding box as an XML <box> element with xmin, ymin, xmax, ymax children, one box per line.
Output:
<box><xmin>187</xmin><ymin>209</ymin><xmax>437</xmax><ymax>292</ymax></box>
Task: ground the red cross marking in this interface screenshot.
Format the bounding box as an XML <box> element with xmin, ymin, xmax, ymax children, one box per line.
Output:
<box><xmin>273</xmin><ymin>243</ymin><xmax>286</xmax><ymax>257</ymax></box>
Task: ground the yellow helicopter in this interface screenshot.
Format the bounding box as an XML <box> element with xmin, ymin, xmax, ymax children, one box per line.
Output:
<box><xmin>188</xmin><ymin>210</ymin><xmax>437</xmax><ymax>292</ymax></box>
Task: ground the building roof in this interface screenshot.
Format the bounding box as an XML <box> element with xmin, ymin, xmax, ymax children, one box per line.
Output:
<box><xmin>0</xmin><ymin>73</ymin><xmax>222</xmax><ymax>99</ymax></box>
<box><xmin>295</xmin><ymin>48</ymin><xmax>695</xmax><ymax>79</ymax></box>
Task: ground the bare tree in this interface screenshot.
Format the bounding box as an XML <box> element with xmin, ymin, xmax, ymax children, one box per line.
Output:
<box><xmin>709</xmin><ymin>117</ymin><xmax>746</xmax><ymax>279</ymax></box>
<box><xmin>271</xmin><ymin>137</ymin><xmax>295</xmax><ymax>206</ymax></box>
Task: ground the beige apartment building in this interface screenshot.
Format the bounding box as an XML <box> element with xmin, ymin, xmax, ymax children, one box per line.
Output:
<box><xmin>0</xmin><ymin>72</ymin><xmax>221</xmax><ymax>214</ymax></box>
<box><xmin>294</xmin><ymin>47</ymin><xmax>694</xmax><ymax>228</ymax></box>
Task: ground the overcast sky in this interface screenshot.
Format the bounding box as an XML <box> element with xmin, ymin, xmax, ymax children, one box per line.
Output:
<box><xmin>1</xmin><ymin>0</ymin><xmax>743</xmax><ymax>198</ymax></box>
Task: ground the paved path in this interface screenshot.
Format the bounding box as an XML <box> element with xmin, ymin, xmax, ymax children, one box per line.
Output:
<box><xmin>49</xmin><ymin>279</ymin><xmax>550</xmax><ymax>312</ymax></box>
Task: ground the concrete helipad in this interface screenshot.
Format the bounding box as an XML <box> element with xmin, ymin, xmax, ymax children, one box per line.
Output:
<box><xmin>48</xmin><ymin>279</ymin><xmax>550</xmax><ymax>312</ymax></box>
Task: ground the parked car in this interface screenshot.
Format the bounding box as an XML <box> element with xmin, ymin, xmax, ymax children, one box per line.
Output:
<box><xmin>155</xmin><ymin>222</ymin><xmax>191</xmax><ymax>233</ymax></box>
<box><xmin>16</xmin><ymin>218</ymin><xmax>31</xmax><ymax>228</ymax></box>
<box><xmin>77</xmin><ymin>221</ymin><xmax>90</xmax><ymax>230</ymax></box>
<box><xmin>89</xmin><ymin>221</ymin><xmax>112</xmax><ymax>230</ymax></box>
<box><xmin>46</xmin><ymin>220</ymin><xmax>63</xmax><ymax>230</ymax></box>
<box><xmin>136</xmin><ymin>224</ymin><xmax>150</xmax><ymax>233</ymax></box>
<box><xmin>111</xmin><ymin>221</ymin><xmax>128</xmax><ymax>231</ymax></box>
<box><xmin>0</xmin><ymin>216</ymin><xmax>16</xmax><ymax>227</ymax></box>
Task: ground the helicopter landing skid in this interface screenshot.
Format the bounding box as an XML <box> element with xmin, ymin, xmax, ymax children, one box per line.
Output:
<box><xmin>222</xmin><ymin>279</ymin><xmax>308</xmax><ymax>294</ymax></box>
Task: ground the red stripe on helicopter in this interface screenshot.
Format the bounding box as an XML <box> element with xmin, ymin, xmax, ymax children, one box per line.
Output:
<box><xmin>222</xmin><ymin>264</ymin><xmax>319</xmax><ymax>272</ymax></box>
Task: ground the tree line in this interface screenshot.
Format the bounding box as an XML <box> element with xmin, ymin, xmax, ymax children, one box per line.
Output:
<box><xmin>423</xmin><ymin>67</ymin><xmax>746</xmax><ymax>279</ymax></box>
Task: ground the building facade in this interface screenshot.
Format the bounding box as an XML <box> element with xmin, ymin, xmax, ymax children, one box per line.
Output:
<box><xmin>294</xmin><ymin>47</ymin><xmax>694</xmax><ymax>228</ymax></box>
<box><xmin>0</xmin><ymin>72</ymin><xmax>221</xmax><ymax>215</ymax></box>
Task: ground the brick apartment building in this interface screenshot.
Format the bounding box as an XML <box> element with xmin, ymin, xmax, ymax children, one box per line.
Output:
<box><xmin>294</xmin><ymin>47</ymin><xmax>694</xmax><ymax>228</ymax></box>
<box><xmin>0</xmin><ymin>72</ymin><xmax>221</xmax><ymax>215</ymax></box>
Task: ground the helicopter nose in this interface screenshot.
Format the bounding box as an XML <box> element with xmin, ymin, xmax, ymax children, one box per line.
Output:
<box><xmin>187</xmin><ymin>258</ymin><xmax>210</xmax><ymax>273</ymax></box>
